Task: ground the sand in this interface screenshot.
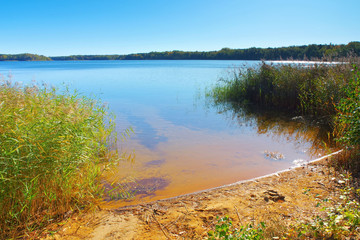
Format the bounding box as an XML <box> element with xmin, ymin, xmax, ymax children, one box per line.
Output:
<box><xmin>45</xmin><ymin>153</ymin><xmax>343</xmax><ymax>239</ymax></box>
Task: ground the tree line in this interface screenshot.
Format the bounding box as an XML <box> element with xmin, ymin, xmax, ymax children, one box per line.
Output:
<box><xmin>0</xmin><ymin>53</ymin><xmax>51</xmax><ymax>61</ymax></box>
<box><xmin>1</xmin><ymin>42</ymin><xmax>359</xmax><ymax>61</ymax></box>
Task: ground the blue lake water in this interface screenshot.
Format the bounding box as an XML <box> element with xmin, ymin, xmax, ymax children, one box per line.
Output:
<box><xmin>0</xmin><ymin>60</ymin><xmax>326</xmax><ymax>205</ymax></box>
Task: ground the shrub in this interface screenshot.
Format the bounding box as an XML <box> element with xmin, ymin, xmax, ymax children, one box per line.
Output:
<box><xmin>335</xmin><ymin>65</ymin><xmax>360</xmax><ymax>149</ymax></box>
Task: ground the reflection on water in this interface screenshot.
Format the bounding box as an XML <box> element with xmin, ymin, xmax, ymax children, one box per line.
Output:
<box><xmin>211</xmin><ymin>101</ymin><xmax>333</xmax><ymax>156</ymax></box>
<box><xmin>126</xmin><ymin>114</ymin><xmax>168</xmax><ymax>150</ymax></box>
<box><xmin>144</xmin><ymin>159</ymin><xmax>166</xmax><ymax>167</ymax></box>
<box><xmin>102</xmin><ymin>177</ymin><xmax>170</xmax><ymax>201</ymax></box>
<box><xmin>103</xmin><ymin>90</ymin><xmax>333</xmax><ymax>208</ymax></box>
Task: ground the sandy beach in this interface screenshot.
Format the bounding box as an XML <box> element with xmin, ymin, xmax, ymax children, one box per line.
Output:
<box><xmin>44</xmin><ymin>151</ymin><xmax>345</xmax><ymax>240</ymax></box>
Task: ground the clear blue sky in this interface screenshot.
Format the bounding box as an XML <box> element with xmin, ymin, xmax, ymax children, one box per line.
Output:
<box><xmin>1</xmin><ymin>0</ymin><xmax>359</xmax><ymax>56</ymax></box>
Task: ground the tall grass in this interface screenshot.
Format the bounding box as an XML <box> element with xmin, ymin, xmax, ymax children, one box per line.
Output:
<box><xmin>0</xmin><ymin>80</ymin><xmax>117</xmax><ymax>239</ymax></box>
<box><xmin>208</xmin><ymin>60</ymin><xmax>355</xmax><ymax>120</ymax></box>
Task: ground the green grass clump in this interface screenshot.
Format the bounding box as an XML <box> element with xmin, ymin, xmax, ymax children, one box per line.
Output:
<box><xmin>0</xmin><ymin>80</ymin><xmax>117</xmax><ymax>239</ymax></box>
<box><xmin>208</xmin><ymin>216</ymin><xmax>265</xmax><ymax>240</ymax></box>
<box><xmin>208</xmin><ymin>61</ymin><xmax>354</xmax><ymax>118</ymax></box>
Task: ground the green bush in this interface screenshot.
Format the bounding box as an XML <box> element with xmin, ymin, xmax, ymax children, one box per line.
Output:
<box><xmin>336</xmin><ymin>66</ymin><xmax>360</xmax><ymax>148</ymax></box>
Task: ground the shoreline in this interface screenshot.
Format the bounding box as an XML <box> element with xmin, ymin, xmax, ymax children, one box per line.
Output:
<box><xmin>47</xmin><ymin>150</ymin><xmax>344</xmax><ymax>239</ymax></box>
<box><xmin>115</xmin><ymin>149</ymin><xmax>343</xmax><ymax>210</ymax></box>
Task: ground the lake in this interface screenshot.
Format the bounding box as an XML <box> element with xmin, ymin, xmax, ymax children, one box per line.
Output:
<box><xmin>0</xmin><ymin>60</ymin><xmax>327</xmax><ymax>206</ymax></box>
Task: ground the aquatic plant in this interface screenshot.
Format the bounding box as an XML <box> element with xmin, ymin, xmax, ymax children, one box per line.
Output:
<box><xmin>208</xmin><ymin>60</ymin><xmax>355</xmax><ymax>120</ymax></box>
<box><xmin>0</xmin><ymin>80</ymin><xmax>117</xmax><ymax>239</ymax></box>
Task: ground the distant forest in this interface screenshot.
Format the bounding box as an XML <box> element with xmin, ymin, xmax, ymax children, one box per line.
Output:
<box><xmin>0</xmin><ymin>53</ymin><xmax>51</xmax><ymax>61</ymax></box>
<box><xmin>1</xmin><ymin>42</ymin><xmax>359</xmax><ymax>61</ymax></box>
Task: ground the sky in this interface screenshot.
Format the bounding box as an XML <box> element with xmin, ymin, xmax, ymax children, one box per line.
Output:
<box><xmin>1</xmin><ymin>0</ymin><xmax>359</xmax><ymax>56</ymax></box>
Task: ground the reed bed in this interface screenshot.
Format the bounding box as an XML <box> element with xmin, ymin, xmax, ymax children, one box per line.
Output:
<box><xmin>0</xmin><ymin>80</ymin><xmax>117</xmax><ymax>239</ymax></box>
<box><xmin>208</xmin><ymin>60</ymin><xmax>355</xmax><ymax>119</ymax></box>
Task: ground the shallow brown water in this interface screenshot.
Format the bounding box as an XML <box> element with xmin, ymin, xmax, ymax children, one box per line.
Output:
<box><xmin>101</xmin><ymin>110</ymin><xmax>329</xmax><ymax>208</ymax></box>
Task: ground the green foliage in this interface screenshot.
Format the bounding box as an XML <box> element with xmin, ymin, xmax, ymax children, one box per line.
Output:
<box><xmin>208</xmin><ymin>61</ymin><xmax>353</xmax><ymax>120</ymax></box>
<box><xmin>336</xmin><ymin>66</ymin><xmax>360</xmax><ymax>148</ymax></box>
<box><xmin>292</xmin><ymin>174</ymin><xmax>360</xmax><ymax>239</ymax></box>
<box><xmin>0</xmin><ymin>53</ymin><xmax>51</xmax><ymax>61</ymax></box>
<box><xmin>208</xmin><ymin>216</ymin><xmax>265</xmax><ymax>240</ymax></box>
<box><xmin>0</xmin><ymin>80</ymin><xmax>118</xmax><ymax>239</ymax></box>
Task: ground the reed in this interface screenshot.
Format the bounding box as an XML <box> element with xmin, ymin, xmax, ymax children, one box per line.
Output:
<box><xmin>208</xmin><ymin>60</ymin><xmax>355</xmax><ymax>119</ymax></box>
<box><xmin>0</xmin><ymin>80</ymin><xmax>117</xmax><ymax>239</ymax></box>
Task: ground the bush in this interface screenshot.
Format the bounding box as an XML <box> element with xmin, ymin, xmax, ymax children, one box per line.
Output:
<box><xmin>336</xmin><ymin>66</ymin><xmax>360</xmax><ymax>149</ymax></box>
